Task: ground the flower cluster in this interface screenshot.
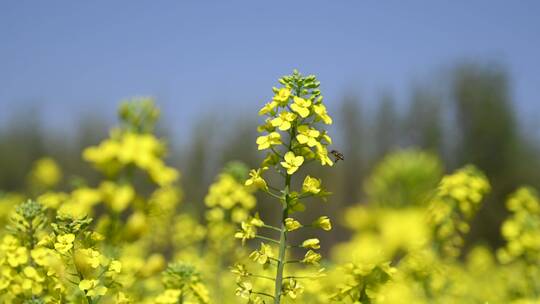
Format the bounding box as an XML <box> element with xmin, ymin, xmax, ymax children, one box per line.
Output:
<box><xmin>364</xmin><ymin>149</ymin><xmax>443</xmax><ymax>207</ymax></box>
<box><xmin>0</xmin><ymin>200</ymin><xmax>123</xmax><ymax>303</ymax></box>
<box><xmin>59</xmin><ymin>98</ymin><xmax>184</xmax><ymax>249</ymax></box>
<box><xmin>83</xmin><ymin>98</ymin><xmax>178</xmax><ymax>187</ymax></box>
<box><xmin>27</xmin><ymin>157</ymin><xmax>63</xmax><ymax>191</ymax></box>
<box><xmin>330</xmin><ymin>262</ymin><xmax>396</xmax><ymax>303</ymax></box>
<box><xmin>155</xmin><ymin>262</ymin><xmax>210</xmax><ymax>304</ymax></box>
<box><xmin>498</xmin><ymin>187</ymin><xmax>540</xmax><ymax>264</ymax></box>
<box><xmin>0</xmin><ymin>200</ymin><xmax>56</xmax><ymax>302</ymax></box>
<box><xmin>205</xmin><ymin>162</ymin><xmax>256</xmax><ymax>224</ymax></box>
<box><xmin>427</xmin><ymin>165</ymin><xmax>490</xmax><ymax>258</ymax></box>
<box><xmin>234</xmin><ymin>70</ymin><xmax>335</xmax><ymax>304</ymax></box>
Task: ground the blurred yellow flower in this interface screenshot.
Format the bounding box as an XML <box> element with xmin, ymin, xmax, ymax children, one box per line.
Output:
<box><xmin>54</xmin><ymin>234</ymin><xmax>75</xmax><ymax>254</ymax></box>
<box><xmin>79</xmin><ymin>279</ymin><xmax>107</xmax><ymax>297</ymax></box>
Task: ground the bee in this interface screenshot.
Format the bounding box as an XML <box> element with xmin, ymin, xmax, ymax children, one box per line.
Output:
<box><xmin>330</xmin><ymin>150</ymin><xmax>344</xmax><ymax>163</ymax></box>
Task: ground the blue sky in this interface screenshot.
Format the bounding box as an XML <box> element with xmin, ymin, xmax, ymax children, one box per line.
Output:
<box><xmin>1</xmin><ymin>1</ymin><xmax>539</xmax><ymax>140</ymax></box>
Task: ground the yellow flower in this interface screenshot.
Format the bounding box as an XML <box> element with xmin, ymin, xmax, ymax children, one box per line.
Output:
<box><xmin>315</xmin><ymin>143</ymin><xmax>333</xmax><ymax>166</ymax></box>
<box><xmin>83</xmin><ymin>138</ymin><xmax>120</xmax><ymax>165</ymax></box>
<box><xmin>249</xmin><ymin>213</ymin><xmax>265</xmax><ymax>227</ymax></box>
<box><xmin>231</xmin><ymin>263</ymin><xmax>250</xmax><ymax>277</ymax></box>
<box><xmin>282</xmin><ymin>278</ymin><xmax>304</xmax><ymax>299</ymax></box>
<box><xmin>274</xmin><ymin>87</ymin><xmax>291</xmax><ymax>104</ymax></box>
<box><xmin>302</xmin><ymin>175</ymin><xmax>321</xmax><ymax>194</ymax></box>
<box><xmin>313</xmin><ymin>104</ymin><xmax>332</xmax><ymax>124</ymax></box>
<box><xmin>270</xmin><ymin>112</ymin><xmax>297</xmax><ymax>131</ymax></box>
<box><xmin>79</xmin><ymin>279</ymin><xmax>107</xmax><ymax>297</ymax></box>
<box><xmin>31</xmin><ymin>247</ymin><xmax>53</xmax><ymax>266</ymax></box>
<box><xmin>321</xmin><ymin>131</ymin><xmax>332</xmax><ymax>145</ymax></box>
<box><xmin>302</xmin><ymin>238</ymin><xmax>320</xmax><ymax>249</ymax></box>
<box><xmin>235</xmin><ymin>221</ymin><xmax>257</xmax><ymax>245</ymax></box>
<box><xmin>285</xmin><ymin>218</ymin><xmax>302</xmax><ymax>232</ymax></box>
<box><xmin>106</xmin><ymin>260</ymin><xmax>122</xmax><ymax>277</ymax></box>
<box><xmin>259</xmin><ymin>101</ymin><xmax>279</xmax><ymax>116</ymax></box>
<box><xmin>232</xmin><ymin>208</ymin><xmax>249</xmax><ymax>223</ymax></box>
<box><xmin>191</xmin><ymin>282</ymin><xmax>210</xmax><ymax>303</ymax></box>
<box><xmin>256</xmin><ymin>132</ymin><xmax>281</xmax><ymax>150</ymax></box>
<box><xmin>249</xmin><ymin>243</ymin><xmax>274</xmax><ymax>266</ymax></box>
<box><xmin>296</xmin><ymin>125</ymin><xmax>320</xmax><ymax>147</ymax></box>
<box><xmin>116</xmin><ymin>292</ymin><xmax>131</xmax><ymax>304</ymax></box>
<box><xmin>126</xmin><ymin>212</ymin><xmax>149</xmax><ymax>238</ymax></box>
<box><xmin>280</xmin><ymin>152</ymin><xmax>304</xmax><ymax>175</ymax></box>
<box><xmin>301</xmin><ymin>250</ymin><xmax>321</xmax><ymax>265</ymax></box>
<box><xmin>111</xmin><ymin>184</ymin><xmax>135</xmax><ymax>212</ymax></box>
<box><xmin>148</xmin><ymin>160</ymin><xmax>179</xmax><ymax>186</ymax></box>
<box><xmin>290</xmin><ymin>96</ymin><xmax>311</xmax><ymax>118</ymax></box>
<box><xmin>313</xmin><ymin>216</ymin><xmax>332</xmax><ymax>231</ymax></box>
<box><xmin>37</xmin><ymin>192</ymin><xmax>68</xmax><ymax>209</ymax></box>
<box><xmin>7</xmin><ymin>246</ymin><xmax>28</xmax><ymax>267</ymax></box>
<box><xmin>156</xmin><ymin>289</ymin><xmax>182</xmax><ymax>304</ymax></box>
<box><xmin>23</xmin><ymin>266</ymin><xmax>43</xmax><ymax>281</ymax></box>
<box><xmin>235</xmin><ymin>281</ymin><xmax>253</xmax><ymax>299</ymax></box>
<box><xmin>54</xmin><ymin>234</ymin><xmax>75</xmax><ymax>254</ymax></box>
<box><xmin>245</xmin><ymin>168</ymin><xmax>268</xmax><ymax>191</ymax></box>
<box><xmin>100</xmin><ymin>182</ymin><xmax>135</xmax><ymax>212</ymax></box>
<box><xmin>29</xmin><ymin>157</ymin><xmax>62</xmax><ymax>188</ymax></box>
<box><xmin>77</xmin><ymin>248</ymin><xmax>102</xmax><ymax>268</ymax></box>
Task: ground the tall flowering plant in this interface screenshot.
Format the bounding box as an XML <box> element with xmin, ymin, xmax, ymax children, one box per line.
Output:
<box><xmin>233</xmin><ymin>70</ymin><xmax>335</xmax><ymax>304</ymax></box>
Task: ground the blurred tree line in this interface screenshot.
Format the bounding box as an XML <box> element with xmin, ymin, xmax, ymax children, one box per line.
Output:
<box><xmin>1</xmin><ymin>62</ymin><xmax>539</xmax><ymax>250</ymax></box>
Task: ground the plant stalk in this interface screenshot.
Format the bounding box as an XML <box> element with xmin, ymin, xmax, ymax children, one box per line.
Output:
<box><xmin>273</xmin><ymin>174</ymin><xmax>291</xmax><ymax>304</ymax></box>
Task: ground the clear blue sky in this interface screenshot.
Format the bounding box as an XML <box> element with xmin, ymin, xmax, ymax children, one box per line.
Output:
<box><xmin>1</xmin><ymin>1</ymin><xmax>539</xmax><ymax>140</ymax></box>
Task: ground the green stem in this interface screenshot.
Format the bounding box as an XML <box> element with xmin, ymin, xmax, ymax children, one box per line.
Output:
<box><xmin>264</xmin><ymin>190</ymin><xmax>284</xmax><ymax>200</ymax></box>
<box><xmin>273</xmin><ymin>85</ymin><xmax>300</xmax><ymax>304</ymax></box>
<box><xmin>262</xmin><ymin>224</ymin><xmax>282</xmax><ymax>233</ymax></box>
<box><xmin>253</xmin><ymin>291</ymin><xmax>275</xmax><ymax>299</ymax></box>
<box><xmin>274</xmin><ymin>175</ymin><xmax>290</xmax><ymax>304</ymax></box>
<box><xmin>250</xmin><ymin>274</ymin><xmax>275</xmax><ymax>281</ymax></box>
<box><xmin>255</xmin><ymin>235</ymin><xmax>280</xmax><ymax>245</ymax></box>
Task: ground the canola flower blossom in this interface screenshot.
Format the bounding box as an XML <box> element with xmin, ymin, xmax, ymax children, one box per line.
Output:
<box><xmin>427</xmin><ymin>165</ymin><xmax>490</xmax><ymax>258</ymax></box>
<box><xmin>235</xmin><ymin>70</ymin><xmax>335</xmax><ymax>304</ymax></box>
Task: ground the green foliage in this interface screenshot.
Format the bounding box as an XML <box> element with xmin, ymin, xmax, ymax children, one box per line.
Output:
<box><xmin>331</xmin><ymin>262</ymin><xmax>395</xmax><ymax>303</ymax></box>
<box><xmin>118</xmin><ymin>97</ymin><xmax>160</xmax><ymax>133</ymax></box>
<box><xmin>365</xmin><ymin>148</ymin><xmax>443</xmax><ymax>207</ymax></box>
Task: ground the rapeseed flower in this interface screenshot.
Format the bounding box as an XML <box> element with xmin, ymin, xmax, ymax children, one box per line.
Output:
<box><xmin>245</xmin><ymin>168</ymin><xmax>268</xmax><ymax>191</ymax></box>
<box><xmin>285</xmin><ymin>218</ymin><xmax>302</xmax><ymax>232</ymax></box>
<box><xmin>53</xmin><ymin>234</ymin><xmax>75</xmax><ymax>254</ymax></box>
<box><xmin>302</xmin><ymin>175</ymin><xmax>321</xmax><ymax>194</ymax></box>
<box><xmin>313</xmin><ymin>216</ymin><xmax>332</xmax><ymax>231</ymax></box>
<box><xmin>79</xmin><ymin>279</ymin><xmax>107</xmax><ymax>297</ymax></box>
<box><xmin>271</xmin><ymin>111</ymin><xmax>297</xmax><ymax>131</ymax></box>
<box><xmin>256</xmin><ymin>132</ymin><xmax>281</xmax><ymax>150</ymax></box>
<box><xmin>302</xmin><ymin>238</ymin><xmax>321</xmax><ymax>250</ymax></box>
<box><xmin>296</xmin><ymin>125</ymin><xmax>320</xmax><ymax>147</ymax></box>
<box><xmin>291</xmin><ymin>96</ymin><xmax>311</xmax><ymax>118</ymax></box>
<box><xmin>281</xmin><ymin>152</ymin><xmax>304</xmax><ymax>175</ymax></box>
